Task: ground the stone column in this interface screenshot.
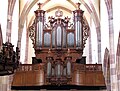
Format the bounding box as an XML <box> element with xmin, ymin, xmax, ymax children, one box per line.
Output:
<box><xmin>18</xmin><ymin>24</ymin><xmax>24</xmax><ymax>63</ymax></box>
<box><xmin>104</xmin><ymin>0</ymin><xmax>118</xmax><ymax>90</ymax></box>
<box><xmin>108</xmin><ymin>8</ymin><xmax>118</xmax><ymax>91</ymax></box>
<box><xmin>6</xmin><ymin>15</ymin><xmax>12</xmax><ymax>42</ymax></box>
<box><xmin>116</xmin><ymin>32</ymin><xmax>120</xmax><ymax>91</ymax></box>
<box><xmin>88</xmin><ymin>32</ymin><xmax>92</xmax><ymax>64</ymax></box>
<box><xmin>6</xmin><ymin>0</ymin><xmax>16</xmax><ymax>42</ymax></box>
<box><xmin>96</xmin><ymin>26</ymin><xmax>101</xmax><ymax>64</ymax></box>
<box><xmin>0</xmin><ymin>75</ymin><xmax>13</xmax><ymax>91</ymax></box>
<box><xmin>89</xmin><ymin>17</ymin><xmax>92</xmax><ymax>64</ymax></box>
<box><xmin>24</xmin><ymin>17</ymin><xmax>29</xmax><ymax>64</ymax></box>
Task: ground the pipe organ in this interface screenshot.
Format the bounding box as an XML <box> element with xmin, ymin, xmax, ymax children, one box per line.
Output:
<box><xmin>11</xmin><ymin>3</ymin><xmax>105</xmax><ymax>90</ymax></box>
<box><xmin>29</xmin><ymin>3</ymin><xmax>89</xmax><ymax>50</ymax></box>
<box><xmin>29</xmin><ymin>3</ymin><xmax>89</xmax><ymax>85</ymax></box>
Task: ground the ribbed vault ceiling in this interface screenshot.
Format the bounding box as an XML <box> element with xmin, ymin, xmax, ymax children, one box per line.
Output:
<box><xmin>22</xmin><ymin>0</ymin><xmax>91</xmax><ymax>27</ymax></box>
<box><xmin>18</xmin><ymin>0</ymin><xmax>100</xmax><ymax>48</ymax></box>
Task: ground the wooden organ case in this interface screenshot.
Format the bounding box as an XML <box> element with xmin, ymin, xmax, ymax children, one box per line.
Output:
<box><xmin>12</xmin><ymin>3</ymin><xmax>106</xmax><ymax>90</ymax></box>
<box><xmin>32</xmin><ymin>3</ymin><xmax>89</xmax><ymax>85</ymax></box>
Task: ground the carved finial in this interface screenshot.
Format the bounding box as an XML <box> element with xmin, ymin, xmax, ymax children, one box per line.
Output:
<box><xmin>77</xmin><ymin>2</ymin><xmax>81</xmax><ymax>10</ymax></box>
<box><xmin>48</xmin><ymin>49</ymin><xmax>51</xmax><ymax>53</ymax></box>
<box><xmin>67</xmin><ymin>48</ymin><xmax>70</xmax><ymax>56</ymax></box>
<box><xmin>48</xmin><ymin>49</ymin><xmax>52</xmax><ymax>56</ymax></box>
<box><xmin>38</xmin><ymin>3</ymin><xmax>42</xmax><ymax>10</ymax></box>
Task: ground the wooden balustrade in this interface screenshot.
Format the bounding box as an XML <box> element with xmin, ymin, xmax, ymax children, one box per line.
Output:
<box><xmin>12</xmin><ymin>64</ymin><xmax>45</xmax><ymax>86</ymax></box>
<box><xmin>12</xmin><ymin>64</ymin><xmax>105</xmax><ymax>87</ymax></box>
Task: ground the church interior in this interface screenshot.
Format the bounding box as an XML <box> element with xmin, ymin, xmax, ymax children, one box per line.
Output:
<box><xmin>0</xmin><ymin>0</ymin><xmax>120</xmax><ymax>91</ymax></box>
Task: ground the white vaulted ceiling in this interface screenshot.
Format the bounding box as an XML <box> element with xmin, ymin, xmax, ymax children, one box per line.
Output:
<box><xmin>19</xmin><ymin>0</ymin><xmax>98</xmax><ymax>28</ymax></box>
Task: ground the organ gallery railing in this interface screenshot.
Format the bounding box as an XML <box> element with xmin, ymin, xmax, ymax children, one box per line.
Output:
<box><xmin>12</xmin><ymin>63</ymin><xmax>105</xmax><ymax>86</ymax></box>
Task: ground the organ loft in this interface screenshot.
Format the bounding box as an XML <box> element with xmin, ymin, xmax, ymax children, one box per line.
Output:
<box><xmin>6</xmin><ymin>2</ymin><xmax>105</xmax><ymax>90</ymax></box>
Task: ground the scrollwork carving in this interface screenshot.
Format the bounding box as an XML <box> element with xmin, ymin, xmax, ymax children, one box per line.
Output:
<box><xmin>29</xmin><ymin>22</ymin><xmax>35</xmax><ymax>46</ymax></box>
<box><xmin>82</xmin><ymin>19</ymin><xmax>89</xmax><ymax>48</ymax></box>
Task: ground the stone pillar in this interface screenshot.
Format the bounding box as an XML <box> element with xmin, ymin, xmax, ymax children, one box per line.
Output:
<box><xmin>18</xmin><ymin>25</ymin><xmax>24</xmax><ymax>63</ymax></box>
<box><xmin>116</xmin><ymin>32</ymin><xmax>120</xmax><ymax>91</ymax></box>
<box><xmin>89</xmin><ymin>17</ymin><xmax>92</xmax><ymax>64</ymax></box>
<box><xmin>96</xmin><ymin>26</ymin><xmax>101</xmax><ymax>64</ymax></box>
<box><xmin>9</xmin><ymin>75</ymin><xmax>14</xmax><ymax>91</ymax></box>
<box><xmin>88</xmin><ymin>32</ymin><xmax>92</xmax><ymax>64</ymax></box>
<box><xmin>0</xmin><ymin>75</ymin><xmax>13</xmax><ymax>91</ymax></box>
<box><xmin>104</xmin><ymin>0</ymin><xmax>118</xmax><ymax>90</ymax></box>
<box><xmin>24</xmin><ymin>17</ymin><xmax>29</xmax><ymax>64</ymax></box>
<box><xmin>6</xmin><ymin>0</ymin><xmax>16</xmax><ymax>42</ymax></box>
<box><xmin>108</xmin><ymin>9</ymin><xmax>118</xmax><ymax>91</ymax></box>
<box><xmin>24</xmin><ymin>30</ymin><xmax>29</xmax><ymax>64</ymax></box>
<box><xmin>6</xmin><ymin>14</ymin><xmax>12</xmax><ymax>42</ymax></box>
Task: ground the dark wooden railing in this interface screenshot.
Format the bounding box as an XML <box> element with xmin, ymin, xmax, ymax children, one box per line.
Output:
<box><xmin>12</xmin><ymin>64</ymin><xmax>44</xmax><ymax>86</ymax></box>
<box><xmin>72</xmin><ymin>64</ymin><xmax>105</xmax><ymax>86</ymax></box>
<box><xmin>12</xmin><ymin>64</ymin><xmax>105</xmax><ymax>87</ymax></box>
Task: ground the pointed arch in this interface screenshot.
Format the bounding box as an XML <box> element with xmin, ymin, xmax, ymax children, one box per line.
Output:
<box><xmin>88</xmin><ymin>0</ymin><xmax>101</xmax><ymax>63</ymax></box>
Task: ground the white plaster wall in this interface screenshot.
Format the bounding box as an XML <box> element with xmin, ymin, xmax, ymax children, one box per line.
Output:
<box><xmin>100</xmin><ymin>0</ymin><xmax>109</xmax><ymax>64</ymax></box>
<box><xmin>83</xmin><ymin>36</ymin><xmax>89</xmax><ymax>64</ymax></box>
<box><xmin>27</xmin><ymin>37</ymin><xmax>35</xmax><ymax>64</ymax></box>
<box><xmin>91</xmin><ymin>19</ymin><xmax>98</xmax><ymax>64</ymax></box>
<box><xmin>20</xmin><ymin>21</ymin><xmax>26</xmax><ymax>64</ymax></box>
